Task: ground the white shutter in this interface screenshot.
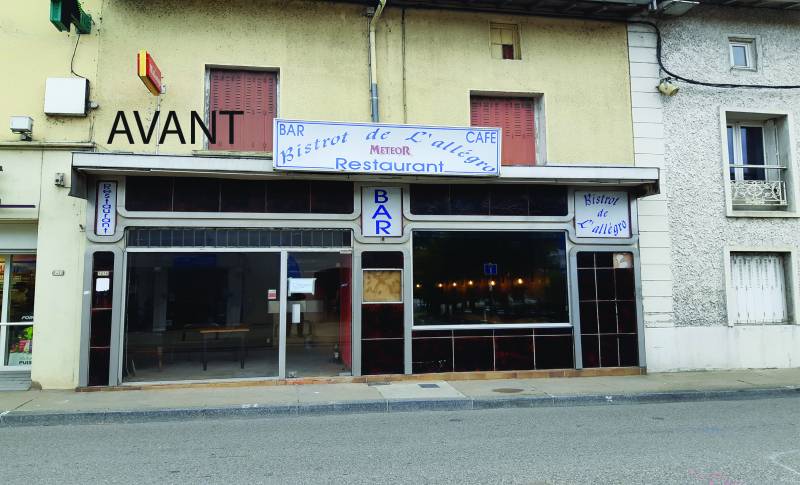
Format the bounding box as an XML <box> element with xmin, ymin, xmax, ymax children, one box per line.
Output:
<box><xmin>763</xmin><ymin>120</ymin><xmax>780</xmax><ymax>182</ymax></box>
<box><xmin>731</xmin><ymin>253</ymin><xmax>788</xmax><ymax>324</ymax></box>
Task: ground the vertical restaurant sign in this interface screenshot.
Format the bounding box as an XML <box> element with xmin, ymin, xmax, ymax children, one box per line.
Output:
<box><xmin>137</xmin><ymin>50</ymin><xmax>163</xmax><ymax>96</ymax></box>
<box><xmin>574</xmin><ymin>190</ymin><xmax>631</xmax><ymax>238</ymax></box>
<box><xmin>273</xmin><ymin>119</ymin><xmax>501</xmax><ymax>176</ymax></box>
<box><xmin>362</xmin><ymin>187</ymin><xmax>402</xmax><ymax>237</ymax></box>
<box><xmin>95</xmin><ymin>181</ymin><xmax>117</xmax><ymax>236</ymax></box>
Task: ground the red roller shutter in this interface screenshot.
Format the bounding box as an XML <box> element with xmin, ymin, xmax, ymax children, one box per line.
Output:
<box><xmin>209</xmin><ymin>70</ymin><xmax>277</xmax><ymax>152</ymax></box>
<box><xmin>470</xmin><ymin>96</ymin><xmax>536</xmax><ymax>166</ymax></box>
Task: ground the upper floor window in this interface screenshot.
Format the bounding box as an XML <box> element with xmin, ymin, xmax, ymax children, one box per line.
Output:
<box><xmin>490</xmin><ymin>23</ymin><xmax>520</xmax><ymax>60</ymax></box>
<box><xmin>208</xmin><ymin>69</ymin><xmax>277</xmax><ymax>152</ymax></box>
<box><xmin>729</xmin><ymin>37</ymin><xmax>756</xmax><ymax>70</ymax></box>
<box><xmin>471</xmin><ymin>96</ymin><xmax>537</xmax><ymax>166</ymax></box>
<box><xmin>726</xmin><ymin>113</ymin><xmax>789</xmax><ymax>210</ymax></box>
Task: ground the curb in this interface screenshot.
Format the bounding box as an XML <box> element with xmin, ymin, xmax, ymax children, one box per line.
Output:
<box><xmin>1</xmin><ymin>386</ymin><xmax>798</xmax><ymax>428</ymax></box>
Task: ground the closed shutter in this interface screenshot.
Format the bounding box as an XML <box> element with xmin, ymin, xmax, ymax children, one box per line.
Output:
<box><xmin>209</xmin><ymin>70</ymin><xmax>277</xmax><ymax>152</ymax></box>
<box><xmin>731</xmin><ymin>253</ymin><xmax>788</xmax><ymax>324</ymax></box>
<box><xmin>470</xmin><ymin>96</ymin><xmax>536</xmax><ymax>166</ymax></box>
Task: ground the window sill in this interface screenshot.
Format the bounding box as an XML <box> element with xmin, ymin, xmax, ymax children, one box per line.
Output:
<box><xmin>726</xmin><ymin>208</ymin><xmax>800</xmax><ymax>218</ymax></box>
<box><xmin>193</xmin><ymin>149</ymin><xmax>273</xmax><ymax>159</ymax></box>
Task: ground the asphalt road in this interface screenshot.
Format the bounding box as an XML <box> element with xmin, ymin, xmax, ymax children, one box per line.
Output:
<box><xmin>2</xmin><ymin>397</ymin><xmax>800</xmax><ymax>484</ymax></box>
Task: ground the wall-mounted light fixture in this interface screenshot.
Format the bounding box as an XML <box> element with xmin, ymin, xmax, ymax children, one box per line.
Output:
<box><xmin>657</xmin><ymin>78</ymin><xmax>680</xmax><ymax>96</ymax></box>
<box><xmin>10</xmin><ymin>116</ymin><xmax>33</xmax><ymax>141</ymax></box>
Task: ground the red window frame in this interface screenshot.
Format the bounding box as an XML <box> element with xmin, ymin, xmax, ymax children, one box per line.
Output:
<box><xmin>208</xmin><ymin>69</ymin><xmax>277</xmax><ymax>152</ymax></box>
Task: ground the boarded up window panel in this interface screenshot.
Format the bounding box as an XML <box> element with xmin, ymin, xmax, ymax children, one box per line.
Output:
<box><xmin>470</xmin><ymin>97</ymin><xmax>535</xmax><ymax>166</ymax></box>
<box><xmin>209</xmin><ymin>70</ymin><xmax>277</xmax><ymax>152</ymax></box>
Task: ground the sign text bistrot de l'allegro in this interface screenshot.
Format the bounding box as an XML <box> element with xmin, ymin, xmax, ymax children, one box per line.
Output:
<box><xmin>273</xmin><ymin>119</ymin><xmax>501</xmax><ymax>176</ymax></box>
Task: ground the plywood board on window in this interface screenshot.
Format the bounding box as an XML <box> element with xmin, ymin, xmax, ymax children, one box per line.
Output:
<box><xmin>363</xmin><ymin>270</ymin><xmax>402</xmax><ymax>303</ymax></box>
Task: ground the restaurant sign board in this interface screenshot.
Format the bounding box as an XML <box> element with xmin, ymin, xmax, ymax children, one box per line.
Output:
<box><xmin>273</xmin><ymin>119</ymin><xmax>501</xmax><ymax>176</ymax></box>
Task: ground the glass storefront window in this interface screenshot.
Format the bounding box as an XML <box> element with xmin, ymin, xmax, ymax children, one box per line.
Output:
<box><xmin>5</xmin><ymin>325</ymin><xmax>33</xmax><ymax>366</ymax></box>
<box><xmin>124</xmin><ymin>252</ymin><xmax>282</xmax><ymax>382</ymax></box>
<box><xmin>412</xmin><ymin>231</ymin><xmax>568</xmax><ymax>326</ymax></box>
<box><xmin>1</xmin><ymin>254</ymin><xmax>36</xmax><ymax>367</ymax></box>
<box><xmin>9</xmin><ymin>255</ymin><xmax>36</xmax><ymax>323</ymax></box>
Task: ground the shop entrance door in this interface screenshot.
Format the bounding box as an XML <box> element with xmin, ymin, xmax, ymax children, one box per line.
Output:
<box><xmin>283</xmin><ymin>252</ymin><xmax>352</xmax><ymax>377</ymax></box>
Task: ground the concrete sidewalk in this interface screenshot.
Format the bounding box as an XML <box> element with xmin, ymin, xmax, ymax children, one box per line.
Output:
<box><xmin>1</xmin><ymin>369</ymin><xmax>799</xmax><ymax>427</ymax></box>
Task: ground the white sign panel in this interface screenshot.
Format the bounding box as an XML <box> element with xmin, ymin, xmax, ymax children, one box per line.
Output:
<box><xmin>288</xmin><ymin>277</ymin><xmax>316</xmax><ymax>295</ymax></box>
<box><xmin>574</xmin><ymin>191</ymin><xmax>631</xmax><ymax>238</ymax></box>
<box><xmin>273</xmin><ymin>119</ymin><xmax>501</xmax><ymax>176</ymax></box>
<box><xmin>95</xmin><ymin>181</ymin><xmax>117</xmax><ymax>236</ymax></box>
<box><xmin>362</xmin><ymin>187</ymin><xmax>402</xmax><ymax>237</ymax></box>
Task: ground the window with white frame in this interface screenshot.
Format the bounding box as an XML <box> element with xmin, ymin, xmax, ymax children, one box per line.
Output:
<box><xmin>726</xmin><ymin>114</ymin><xmax>789</xmax><ymax>209</ymax></box>
<box><xmin>0</xmin><ymin>254</ymin><xmax>36</xmax><ymax>368</ymax></box>
<box><xmin>729</xmin><ymin>38</ymin><xmax>756</xmax><ymax>70</ymax></box>
<box><xmin>730</xmin><ymin>252</ymin><xmax>790</xmax><ymax>325</ymax></box>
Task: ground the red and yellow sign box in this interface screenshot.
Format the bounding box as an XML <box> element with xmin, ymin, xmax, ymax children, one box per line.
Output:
<box><xmin>137</xmin><ymin>50</ymin><xmax>163</xmax><ymax>95</ymax></box>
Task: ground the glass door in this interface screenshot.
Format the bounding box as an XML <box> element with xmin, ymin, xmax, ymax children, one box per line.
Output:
<box><xmin>283</xmin><ymin>252</ymin><xmax>352</xmax><ymax>377</ymax></box>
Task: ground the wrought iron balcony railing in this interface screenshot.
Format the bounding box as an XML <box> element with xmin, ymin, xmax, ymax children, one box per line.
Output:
<box><xmin>729</xmin><ymin>165</ymin><xmax>788</xmax><ymax>207</ymax></box>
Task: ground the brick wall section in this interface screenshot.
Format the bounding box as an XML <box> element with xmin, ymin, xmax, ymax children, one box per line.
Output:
<box><xmin>628</xmin><ymin>24</ymin><xmax>674</xmax><ymax>329</ymax></box>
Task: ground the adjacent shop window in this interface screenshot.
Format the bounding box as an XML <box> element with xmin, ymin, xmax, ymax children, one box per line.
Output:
<box><xmin>361</xmin><ymin>251</ymin><xmax>404</xmax><ymax>375</ymax></box>
<box><xmin>725</xmin><ymin>113</ymin><xmax>791</xmax><ymax>211</ymax></box>
<box><xmin>0</xmin><ymin>254</ymin><xmax>36</xmax><ymax>367</ymax></box>
<box><xmin>729</xmin><ymin>252</ymin><xmax>791</xmax><ymax>325</ymax></box>
<box><xmin>471</xmin><ymin>96</ymin><xmax>537</xmax><ymax>166</ymax></box>
<box><xmin>578</xmin><ymin>252</ymin><xmax>639</xmax><ymax>368</ymax></box>
<box><xmin>729</xmin><ymin>37</ymin><xmax>756</xmax><ymax>70</ymax></box>
<box><xmin>208</xmin><ymin>69</ymin><xmax>277</xmax><ymax>152</ymax></box>
<box><xmin>490</xmin><ymin>23</ymin><xmax>520</xmax><ymax>60</ymax></box>
<box><xmin>410</xmin><ymin>184</ymin><xmax>567</xmax><ymax>216</ymax></box>
<box><xmin>125</xmin><ymin>177</ymin><xmax>353</xmax><ymax>214</ymax></box>
<box><xmin>412</xmin><ymin>231</ymin><xmax>568</xmax><ymax>326</ymax></box>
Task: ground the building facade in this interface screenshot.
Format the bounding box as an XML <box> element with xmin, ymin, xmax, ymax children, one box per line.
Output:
<box><xmin>643</xmin><ymin>4</ymin><xmax>800</xmax><ymax>370</ymax></box>
<box><xmin>11</xmin><ymin>0</ymin><xmax>794</xmax><ymax>389</ymax></box>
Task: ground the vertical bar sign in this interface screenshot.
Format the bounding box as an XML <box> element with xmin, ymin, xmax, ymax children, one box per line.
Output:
<box><xmin>95</xmin><ymin>181</ymin><xmax>117</xmax><ymax>236</ymax></box>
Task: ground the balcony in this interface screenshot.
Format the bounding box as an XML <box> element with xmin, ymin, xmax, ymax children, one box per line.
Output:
<box><xmin>730</xmin><ymin>165</ymin><xmax>788</xmax><ymax>208</ymax></box>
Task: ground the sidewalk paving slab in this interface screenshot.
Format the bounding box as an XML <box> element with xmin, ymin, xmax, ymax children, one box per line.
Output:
<box><xmin>1</xmin><ymin>369</ymin><xmax>799</xmax><ymax>427</ymax></box>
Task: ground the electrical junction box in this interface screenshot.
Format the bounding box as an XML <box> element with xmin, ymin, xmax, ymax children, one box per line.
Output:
<box><xmin>44</xmin><ymin>77</ymin><xmax>89</xmax><ymax>116</ymax></box>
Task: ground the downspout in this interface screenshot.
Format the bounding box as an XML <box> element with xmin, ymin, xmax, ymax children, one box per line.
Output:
<box><xmin>368</xmin><ymin>0</ymin><xmax>387</xmax><ymax>122</ymax></box>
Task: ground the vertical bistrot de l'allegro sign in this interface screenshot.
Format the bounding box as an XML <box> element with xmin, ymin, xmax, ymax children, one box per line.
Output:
<box><xmin>273</xmin><ymin>119</ymin><xmax>501</xmax><ymax>176</ymax></box>
<box><xmin>574</xmin><ymin>190</ymin><xmax>630</xmax><ymax>238</ymax></box>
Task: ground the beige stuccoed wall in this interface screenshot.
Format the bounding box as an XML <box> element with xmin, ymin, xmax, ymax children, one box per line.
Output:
<box><xmin>0</xmin><ymin>1</ymin><xmax>101</xmax><ymax>143</ymax></box>
<box><xmin>377</xmin><ymin>9</ymin><xmax>635</xmax><ymax>165</ymax></box>
<box><xmin>29</xmin><ymin>152</ymin><xmax>87</xmax><ymax>389</ymax></box>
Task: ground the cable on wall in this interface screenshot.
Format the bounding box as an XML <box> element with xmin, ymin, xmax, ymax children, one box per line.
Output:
<box><xmin>70</xmin><ymin>33</ymin><xmax>87</xmax><ymax>79</ymax></box>
<box><xmin>630</xmin><ymin>20</ymin><xmax>800</xmax><ymax>90</ymax></box>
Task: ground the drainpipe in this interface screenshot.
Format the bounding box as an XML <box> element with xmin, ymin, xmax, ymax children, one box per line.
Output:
<box><xmin>368</xmin><ymin>0</ymin><xmax>387</xmax><ymax>122</ymax></box>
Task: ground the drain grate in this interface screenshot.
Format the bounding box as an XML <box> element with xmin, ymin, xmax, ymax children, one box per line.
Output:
<box><xmin>418</xmin><ymin>383</ymin><xmax>440</xmax><ymax>389</ymax></box>
<box><xmin>492</xmin><ymin>388</ymin><xmax>524</xmax><ymax>394</ymax></box>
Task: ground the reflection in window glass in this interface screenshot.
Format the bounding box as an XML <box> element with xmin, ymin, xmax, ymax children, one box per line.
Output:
<box><xmin>740</xmin><ymin>126</ymin><xmax>765</xmax><ymax>181</ymax></box>
<box><xmin>9</xmin><ymin>255</ymin><xmax>36</xmax><ymax>323</ymax></box>
<box><xmin>413</xmin><ymin>231</ymin><xmax>568</xmax><ymax>325</ymax></box>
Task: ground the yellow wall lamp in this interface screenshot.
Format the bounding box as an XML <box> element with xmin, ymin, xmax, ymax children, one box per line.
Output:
<box><xmin>657</xmin><ymin>78</ymin><xmax>680</xmax><ymax>96</ymax></box>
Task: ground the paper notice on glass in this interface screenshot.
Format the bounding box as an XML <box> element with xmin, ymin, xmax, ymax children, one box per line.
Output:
<box><xmin>291</xmin><ymin>303</ymin><xmax>302</xmax><ymax>324</ymax></box>
<box><xmin>95</xmin><ymin>277</ymin><xmax>111</xmax><ymax>292</ymax></box>
<box><xmin>288</xmin><ymin>277</ymin><xmax>316</xmax><ymax>295</ymax></box>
